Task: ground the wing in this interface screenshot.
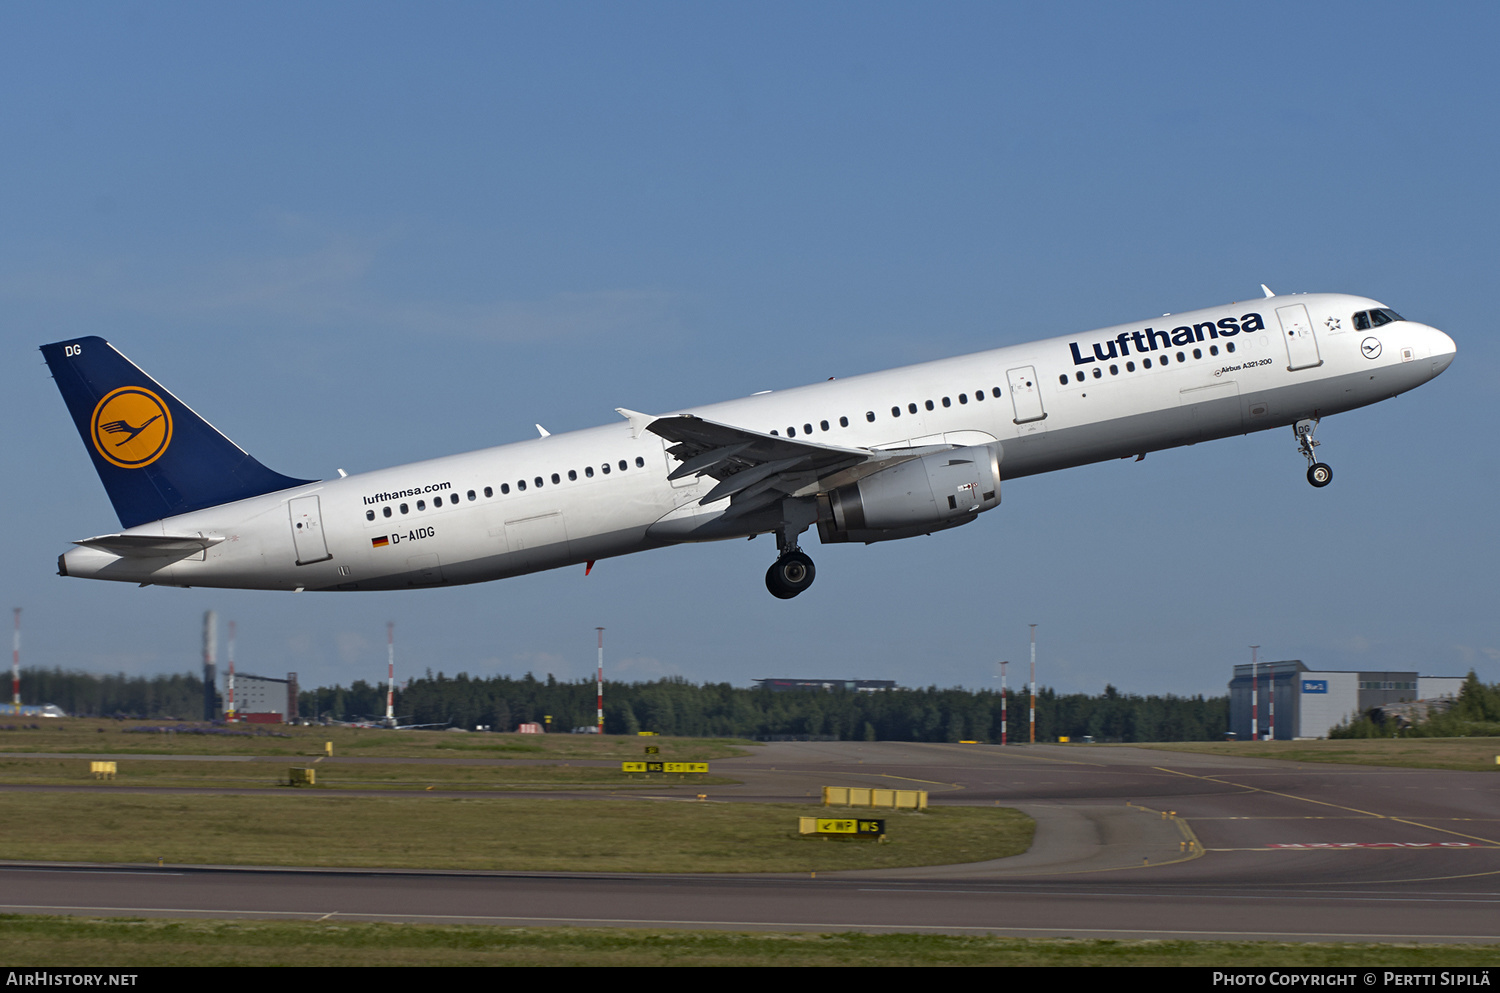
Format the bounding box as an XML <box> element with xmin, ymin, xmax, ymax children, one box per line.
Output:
<box><xmin>643</xmin><ymin>412</ymin><xmax>942</xmax><ymax>522</ymax></box>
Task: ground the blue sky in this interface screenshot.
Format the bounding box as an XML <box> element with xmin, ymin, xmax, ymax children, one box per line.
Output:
<box><xmin>3</xmin><ymin>2</ymin><xmax>1495</xmax><ymax>700</ymax></box>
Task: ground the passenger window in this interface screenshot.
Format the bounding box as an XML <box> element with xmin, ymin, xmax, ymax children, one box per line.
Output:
<box><xmin>383</xmin><ymin>506</ymin><xmax>392</xmax><ymax>518</ymax></box>
<box><xmin>366</xmin><ymin>510</ymin><xmax>375</xmax><ymax>521</ymax></box>
<box><xmin>518</xmin><ymin>480</ymin><xmax>526</xmax><ymax>490</ymax></box>
<box><xmin>1058</xmin><ymin>375</ymin><xmax>1068</xmax><ymax>385</ymax></box>
<box><xmin>992</xmin><ymin>387</ymin><xmax>1002</xmax><ymax>398</ymax></box>
<box><xmin>619</xmin><ymin>460</ymin><xmax>627</xmax><ymax>471</ymax></box>
<box><xmin>974</xmin><ymin>390</ymin><xmax>984</xmax><ymax>401</ymax></box>
<box><xmin>891</xmin><ymin>406</ymin><xmax>901</xmax><ymax>417</ymax></box>
<box><xmin>467</xmin><ymin>490</ymin><xmax>475</xmax><ymax>501</ymax></box>
<box><xmin>820</xmin><ymin>420</ymin><xmax>829</xmax><ymax>431</ymax></box>
<box><xmin>568</xmin><ymin>470</ymin><xmax>576</xmax><ymax>481</ymax></box>
<box><xmin>1160</xmin><ymin>354</ymin><xmax>1170</xmax><ymax>365</ymax></box>
<box><xmin>400</xmin><ymin>503</ymin><xmax>409</xmax><ymax>514</ymax></box>
<box><xmin>1092</xmin><ymin>368</ymin><xmax>1102</xmax><ymax>379</ymax></box>
<box><xmin>866</xmin><ymin>411</ymin><xmax>875</xmax><ymax>422</ymax></box>
<box><xmin>803</xmin><ymin>423</ymin><xmax>812</xmax><ymax>435</ymax></box>
<box><xmin>487</xmin><ymin>486</ymin><xmax>496</xmax><ymax>497</ymax></box>
<box><xmin>1109</xmin><ymin>365</ymin><xmax>1118</xmax><ymax>375</ymax></box>
<box><xmin>500</xmin><ymin>484</ymin><xmax>509</xmax><ymax>494</ymax></box>
<box><xmin>551</xmin><ymin>473</ymin><xmax>560</xmax><ymax>485</ymax></box>
<box><xmin>1193</xmin><ymin>348</ymin><xmax>1202</xmax><ymax>359</ymax></box>
<box><xmin>1075</xmin><ymin>372</ymin><xmax>1085</xmax><ymax>382</ymax></box>
<box><xmin>787</xmin><ymin>426</ymin><xmax>796</xmax><ymax>437</ymax></box>
<box><xmin>1226</xmin><ymin>342</ymin><xmax>1235</xmax><ymax>353</ymax></box>
<box><xmin>1142</xmin><ymin>358</ymin><xmax>1151</xmax><ymax>369</ymax></box>
<box><xmin>635</xmin><ymin>456</ymin><xmax>644</xmax><ymax>467</ymax></box>
<box><xmin>959</xmin><ymin>394</ymin><xmax>968</xmax><ymax>404</ymax></box>
<box><xmin>1209</xmin><ymin>345</ymin><xmax>1218</xmax><ymax>356</ymax></box>
<box><xmin>602</xmin><ymin>464</ymin><xmax>610</xmax><ymax>474</ymax></box>
<box><xmin>907</xmin><ymin>403</ymin><xmax>917</xmax><ymax>414</ymax></box>
<box><xmin>942</xmin><ymin>397</ymin><xmax>951</xmax><ymax>407</ymax></box>
<box><xmin>535</xmin><ymin>477</ymin><xmax>544</xmax><ymax>488</ymax></box>
<box><xmin>839</xmin><ymin>416</ymin><xmax>849</xmax><ymax>427</ymax></box>
<box><xmin>924</xmin><ymin>400</ymin><xmax>934</xmax><ymax>411</ymax></box>
<box><xmin>1176</xmin><ymin>352</ymin><xmax>1186</xmax><ymax>362</ymax></box>
<box><xmin>585</xmin><ymin>466</ymin><xmax>594</xmax><ymax>478</ymax></box>
<box><xmin>417</xmin><ymin>499</ymin><xmax>426</xmax><ymax>511</ymax></box>
<box><xmin>1125</xmin><ymin>361</ymin><xmax>1135</xmax><ymax>372</ymax></box>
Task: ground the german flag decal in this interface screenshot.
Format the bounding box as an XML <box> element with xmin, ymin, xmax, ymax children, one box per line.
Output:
<box><xmin>371</xmin><ymin>536</ymin><xmax>389</xmax><ymax>548</ymax></box>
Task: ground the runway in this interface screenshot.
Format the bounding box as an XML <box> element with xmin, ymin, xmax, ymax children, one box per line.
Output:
<box><xmin>3</xmin><ymin>742</ymin><xmax>1497</xmax><ymax>942</ymax></box>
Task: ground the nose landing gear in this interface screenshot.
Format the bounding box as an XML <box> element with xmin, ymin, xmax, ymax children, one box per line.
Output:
<box><xmin>1295</xmin><ymin>417</ymin><xmax>1333</xmax><ymax>488</ymax></box>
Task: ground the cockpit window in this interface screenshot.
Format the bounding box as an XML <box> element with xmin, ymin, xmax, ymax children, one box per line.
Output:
<box><xmin>1355</xmin><ymin>308</ymin><xmax>1404</xmax><ymax>330</ymax></box>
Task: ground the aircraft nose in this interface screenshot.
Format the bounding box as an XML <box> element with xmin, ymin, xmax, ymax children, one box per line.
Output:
<box><xmin>1426</xmin><ymin>326</ymin><xmax>1457</xmax><ymax>374</ymax></box>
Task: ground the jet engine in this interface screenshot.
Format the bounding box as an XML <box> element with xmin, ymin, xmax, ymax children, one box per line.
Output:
<box><xmin>816</xmin><ymin>444</ymin><xmax>1001</xmax><ymax>544</ymax></box>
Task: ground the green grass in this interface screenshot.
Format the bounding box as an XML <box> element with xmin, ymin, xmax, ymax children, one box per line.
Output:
<box><xmin>1</xmin><ymin>917</ymin><xmax>1495</xmax><ymax>966</ymax></box>
<box><xmin>1125</xmin><ymin>738</ymin><xmax>1500</xmax><ymax>772</ymax></box>
<box><xmin>0</xmin><ymin>719</ymin><xmax>753</xmax><ymax>761</ymax></box>
<box><xmin>0</xmin><ymin>755</ymin><xmax>731</xmax><ymax>791</ymax></box>
<box><xmin>0</xmin><ymin>794</ymin><xmax>1032</xmax><ymax>872</ymax></box>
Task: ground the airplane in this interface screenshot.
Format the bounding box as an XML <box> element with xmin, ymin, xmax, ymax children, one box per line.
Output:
<box><xmin>40</xmin><ymin>287</ymin><xmax>1455</xmax><ymax>599</ymax></box>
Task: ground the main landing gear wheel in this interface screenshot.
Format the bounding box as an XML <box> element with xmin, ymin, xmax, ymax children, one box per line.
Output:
<box><xmin>1307</xmin><ymin>463</ymin><xmax>1333</xmax><ymax>488</ymax></box>
<box><xmin>765</xmin><ymin>551</ymin><xmax>816</xmax><ymax>599</ymax></box>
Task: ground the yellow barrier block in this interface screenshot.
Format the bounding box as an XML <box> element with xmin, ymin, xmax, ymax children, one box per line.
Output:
<box><xmin>89</xmin><ymin>761</ymin><xmax>116</xmax><ymax>780</ymax></box>
<box><xmin>289</xmin><ymin>768</ymin><xmax>316</xmax><ymax>786</ymax></box>
<box><xmin>822</xmin><ymin>786</ymin><xmax>927</xmax><ymax>810</ymax></box>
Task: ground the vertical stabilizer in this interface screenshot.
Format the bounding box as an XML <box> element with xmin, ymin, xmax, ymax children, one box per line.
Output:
<box><xmin>40</xmin><ymin>337</ymin><xmax>316</xmax><ymax>528</ymax></box>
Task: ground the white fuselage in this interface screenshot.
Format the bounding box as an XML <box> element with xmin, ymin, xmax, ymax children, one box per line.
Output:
<box><xmin>59</xmin><ymin>293</ymin><xmax>1456</xmax><ymax>591</ymax></box>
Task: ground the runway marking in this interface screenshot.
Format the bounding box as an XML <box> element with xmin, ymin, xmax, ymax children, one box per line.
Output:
<box><xmin>1210</xmin><ymin>846</ymin><xmax>1497</xmax><ymax>852</ymax></box>
<box><xmin>1153</xmin><ymin>767</ymin><xmax>1500</xmax><ymax>847</ymax></box>
<box><xmin>0</xmin><ymin>902</ymin><xmax>1494</xmax><ymax>941</ymax></box>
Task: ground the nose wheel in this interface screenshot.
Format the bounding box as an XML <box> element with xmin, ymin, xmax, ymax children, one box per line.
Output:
<box><xmin>766</xmin><ymin>550</ymin><xmax>816</xmax><ymax>599</ymax></box>
<box><xmin>1294</xmin><ymin>418</ymin><xmax>1332</xmax><ymax>488</ymax></box>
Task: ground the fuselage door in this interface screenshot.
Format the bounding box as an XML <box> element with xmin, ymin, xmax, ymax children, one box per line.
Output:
<box><xmin>1277</xmin><ymin>303</ymin><xmax>1323</xmax><ymax>371</ymax></box>
<box><xmin>1006</xmin><ymin>366</ymin><xmax>1047</xmax><ymax>427</ymax></box>
<box><xmin>288</xmin><ymin>495</ymin><xmax>332</xmax><ymax>565</ymax></box>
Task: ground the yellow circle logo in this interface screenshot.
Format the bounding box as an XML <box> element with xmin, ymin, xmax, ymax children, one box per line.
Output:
<box><xmin>90</xmin><ymin>387</ymin><xmax>173</xmax><ymax>469</ymax></box>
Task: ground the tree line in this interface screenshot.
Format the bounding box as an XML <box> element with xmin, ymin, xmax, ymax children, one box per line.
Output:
<box><xmin>316</xmin><ymin>671</ymin><xmax>1230</xmax><ymax>743</ymax></box>
<box><xmin>18</xmin><ymin>666</ymin><xmax>1230</xmax><ymax>742</ymax></box>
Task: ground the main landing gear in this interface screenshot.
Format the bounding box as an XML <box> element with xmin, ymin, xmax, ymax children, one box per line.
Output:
<box><xmin>766</xmin><ymin>550</ymin><xmax>816</xmax><ymax>599</ymax></box>
<box><xmin>1295</xmin><ymin>417</ymin><xmax>1333</xmax><ymax>488</ymax></box>
<box><xmin>762</xmin><ymin>516</ymin><xmax>822</xmax><ymax>603</ymax></box>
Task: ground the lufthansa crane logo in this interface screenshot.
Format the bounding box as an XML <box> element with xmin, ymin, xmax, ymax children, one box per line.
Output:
<box><xmin>90</xmin><ymin>387</ymin><xmax>173</xmax><ymax>468</ymax></box>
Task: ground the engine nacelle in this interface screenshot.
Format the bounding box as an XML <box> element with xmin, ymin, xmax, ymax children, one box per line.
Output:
<box><xmin>817</xmin><ymin>444</ymin><xmax>1001</xmax><ymax>544</ymax></box>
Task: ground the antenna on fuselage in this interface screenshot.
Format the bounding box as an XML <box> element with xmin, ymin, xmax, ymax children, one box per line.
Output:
<box><xmin>1260</xmin><ymin>284</ymin><xmax>1276</xmax><ymax>298</ymax></box>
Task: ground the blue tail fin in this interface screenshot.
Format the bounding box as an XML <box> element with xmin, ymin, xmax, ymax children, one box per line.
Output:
<box><xmin>41</xmin><ymin>336</ymin><xmax>316</xmax><ymax>528</ymax></box>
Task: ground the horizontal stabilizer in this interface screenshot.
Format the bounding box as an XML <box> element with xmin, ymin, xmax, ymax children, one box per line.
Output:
<box><xmin>73</xmin><ymin>533</ymin><xmax>225</xmax><ymax>558</ymax></box>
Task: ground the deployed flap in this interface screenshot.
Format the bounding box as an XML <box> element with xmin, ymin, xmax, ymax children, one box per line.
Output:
<box><xmin>647</xmin><ymin>414</ymin><xmax>935</xmax><ymax>516</ymax></box>
<box><xmin>74</xmin><ymin>533</ymin><xmax>225</xmax><ymax>558</ymax></box>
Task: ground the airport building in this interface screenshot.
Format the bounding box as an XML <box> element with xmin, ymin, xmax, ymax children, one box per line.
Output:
<box><xmin>754</xmin><ymin>678</ymin><xmax>897</xmax><ymax>693</ymax></box>
<box><xmin>1228</xmin><ymin>661</ymin><xmax>1465</xmax><ymax>740</ymax></box>
<box><xmin>228</xmin><ymin>672</ymin><xmax>300</xmax><ymax>723</ymax></box>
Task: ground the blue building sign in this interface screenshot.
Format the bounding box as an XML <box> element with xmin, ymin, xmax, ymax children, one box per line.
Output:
<box><xmin>1301</xmin><ymin>680</ymin><xmax>1328</xmax><ymax>694</ymax></box>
